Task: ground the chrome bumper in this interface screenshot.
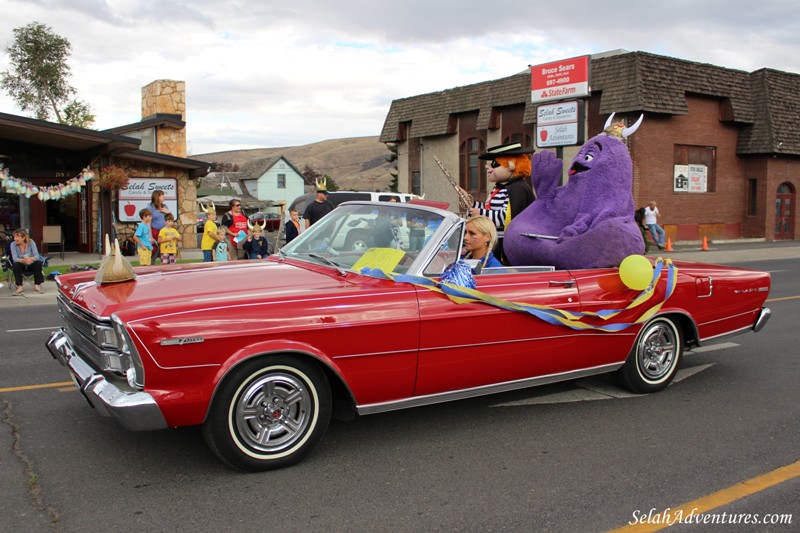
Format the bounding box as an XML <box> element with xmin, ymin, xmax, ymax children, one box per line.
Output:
<box><xmin>46</xmin><ymin>329</ymin><xmax>167</xmax><ymax>431</ymax></box>
<box><xmin>753</xmin><ymin>307</ymin><xmax>771</xmax><ymax>332</ymax></box>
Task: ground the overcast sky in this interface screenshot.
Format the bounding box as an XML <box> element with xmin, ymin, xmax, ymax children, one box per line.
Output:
<box><xmin>1</xmin><ymin>0</ymin><xmax>798</xmax><ymax>155</ymax></box>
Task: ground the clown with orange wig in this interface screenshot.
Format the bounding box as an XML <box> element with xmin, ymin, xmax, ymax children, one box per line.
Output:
<box><xmin>468</xmin><ymin>142</ymin><xmax>536</xmax><ymax>263</ymax></box>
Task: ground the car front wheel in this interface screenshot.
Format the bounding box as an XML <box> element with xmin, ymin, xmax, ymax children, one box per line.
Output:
<box><xmin>618</xmin><ymin>317</ymin><xmax>682</xmax><ymax>393</ymax></box>
<box><xmin>203</xmin><ymin>356</ymin><xmax>332</xmax><ymax>471</ymax></box>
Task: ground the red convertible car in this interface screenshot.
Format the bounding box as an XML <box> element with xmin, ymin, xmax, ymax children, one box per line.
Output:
<box><xmin>47</xmin><ymin>201</ymin><xmax>771</xmax><ymax>471</ymax></box>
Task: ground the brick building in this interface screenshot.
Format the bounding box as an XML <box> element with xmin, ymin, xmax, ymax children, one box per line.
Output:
<box><xmin>380</xmin><ymin>50</ymin><xmax>799</xmax><ymax>242</ymax></box>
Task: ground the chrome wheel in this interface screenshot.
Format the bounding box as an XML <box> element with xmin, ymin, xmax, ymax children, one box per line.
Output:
<box><xmin>203</xmin><ymin>357</ymin><xmax>331</xmax><ymax>471</ymax></box>
<box><xmin>618</xmin><ymin>317</ymin><xmax>682</xmax><ymax>393</ymax></box>
<box><xmin>233</xmin><ymin>371</ymin><xmax>313</xmax><ymax>455</ymax></box>
<box><xmin>636</xmin><ymin>321</ymin><xmax>678</xmax><ymax>382</ymax></box>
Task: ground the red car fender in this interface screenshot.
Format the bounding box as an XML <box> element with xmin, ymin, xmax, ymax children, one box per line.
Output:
<box><xmin>203</xmin><ymin>338</ymin><xmax>352</xmax><ymax>419</ymax></box>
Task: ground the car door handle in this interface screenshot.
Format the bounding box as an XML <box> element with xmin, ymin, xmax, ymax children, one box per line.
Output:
<box><xmin>549</xmin><ymin>280</ymin><xmax>576</xmax><ymax>288</ymax></box>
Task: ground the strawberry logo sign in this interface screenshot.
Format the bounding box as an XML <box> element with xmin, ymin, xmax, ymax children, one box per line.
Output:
<box><xmin>540</xmin><ymin>130</ymin><xmax>548</xmax><ymax>142</ymax></box>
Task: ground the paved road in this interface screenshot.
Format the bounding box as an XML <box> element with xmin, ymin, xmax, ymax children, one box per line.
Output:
<box><xmin>0</xmin><ymin>256</ymin><xmax>797</xmax><ymax>532</ymax></box>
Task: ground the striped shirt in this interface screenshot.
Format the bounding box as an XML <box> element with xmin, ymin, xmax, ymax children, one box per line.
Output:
<box><xmin>473</xmin><ymin>184</ymin><xmax>509</xmax><ymax>232</ymax></box>
<box><xmin>473</xmin><ymin>178</ymin><xmax>534</xmax><ymax>235</ymax></box>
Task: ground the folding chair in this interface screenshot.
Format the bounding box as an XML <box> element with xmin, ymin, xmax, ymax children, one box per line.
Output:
<box><xmin>3</xmin><ymin>251</ymin><xmax>49</xmax><ymax>293</ymax></box>
<box><xmin>41</xmin><ymin>225</ymin><xmax>65</xmax><ymax>259</ymax></box>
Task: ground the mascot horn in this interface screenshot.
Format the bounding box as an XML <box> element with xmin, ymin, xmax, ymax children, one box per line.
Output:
<box><xmin>504</xmin><ymin>113</ymin><xmax>645</xmax><ymax>270</ymax></box>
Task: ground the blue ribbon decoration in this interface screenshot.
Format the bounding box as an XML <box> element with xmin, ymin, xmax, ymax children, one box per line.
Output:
<box><xmin>358</xmin><ymin>258</ymin><xmax>677</xmax><ymax>332</ymax></box>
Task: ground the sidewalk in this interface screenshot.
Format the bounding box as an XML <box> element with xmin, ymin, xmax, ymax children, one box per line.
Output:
<box><xmin>2</xmin><ymin>240</ymin><xmax>798</xmax><ymax>306</ymax></box>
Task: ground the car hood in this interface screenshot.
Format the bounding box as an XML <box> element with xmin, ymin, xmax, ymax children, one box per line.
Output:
<box><xmin>57</xmin><ymin>259</ymin><xmax>362</xmax><ymax>319</ymax></box>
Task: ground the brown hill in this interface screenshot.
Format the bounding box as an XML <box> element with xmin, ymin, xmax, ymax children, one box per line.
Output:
<box><xmin>192</xmin><ymin>136</ymin><xmax>394</xmax><ymax>191</ymax></box>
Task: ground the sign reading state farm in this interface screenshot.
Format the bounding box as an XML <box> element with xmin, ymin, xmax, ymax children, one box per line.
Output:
<box><xmin>536</xmin><ymin>100</ymin><xmax>585</xmax><ymax>148</ymax></box>
<box><xmin>531</xmin><ymin>56</ymin><xmax>590</xmax><ymax>104</ymax></box>
<box><xmin>118</xmin><ymin>178</ymin><xmax>178</xmax><ymax>222</ymax></box>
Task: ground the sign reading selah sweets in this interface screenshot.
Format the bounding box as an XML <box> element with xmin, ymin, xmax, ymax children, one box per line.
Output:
<box><xmin>536</xmin><ymin>100</ymin><xmax>585</xmax><ymax>148</ymax></box>
<box><xmin>118</xmin><ymin>178</ymin><xmax>178</xmax><ymax>222</ymax></box>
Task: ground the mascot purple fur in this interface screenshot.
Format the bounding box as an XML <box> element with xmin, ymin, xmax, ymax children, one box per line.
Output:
<box><xmin>504</xmin><ymin>113</ymin><xmax>645</xmax><ymax>270</ymax></box>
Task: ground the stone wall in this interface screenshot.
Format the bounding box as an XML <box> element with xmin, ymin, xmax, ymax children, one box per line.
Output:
<box><xmin>141</xmin><ymin>80</ymin><xmax>187</xmax><ymax>158</ymax></box>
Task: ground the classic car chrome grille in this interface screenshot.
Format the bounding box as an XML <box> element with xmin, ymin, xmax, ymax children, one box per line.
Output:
<box><xmin>57</xmin><ymin>295</ymin><xmax>120</xmax><ymax>373</ymax></box>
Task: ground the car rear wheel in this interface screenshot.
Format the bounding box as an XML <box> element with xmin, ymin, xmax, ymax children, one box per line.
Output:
<box><xmin>618</xmin><ymin>317</ymin><xmax>682</xmax><ymax>393</ymax></box>
<box><xmin>203</xmin><ymin>356</ymin><xmax>331</xmax><ymax>471</ymax></box>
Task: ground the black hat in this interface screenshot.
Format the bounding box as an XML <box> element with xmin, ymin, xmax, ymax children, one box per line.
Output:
<box><xmin>478</xmin><ymin>142</ymin><xmax>535</xmax><ymax>160</ymax></box>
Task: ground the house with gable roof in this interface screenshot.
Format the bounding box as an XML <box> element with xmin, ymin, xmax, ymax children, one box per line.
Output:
<box><xmin>237</xmin><ymin>156</ymin><xmax>306</xmax><ymax>207</ymax></box>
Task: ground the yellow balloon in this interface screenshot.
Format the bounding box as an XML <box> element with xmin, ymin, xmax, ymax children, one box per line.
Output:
<box><xmin>619</xmin><ymin>255</ymin><xmax>653</xmax><ymax>291</ymax></box>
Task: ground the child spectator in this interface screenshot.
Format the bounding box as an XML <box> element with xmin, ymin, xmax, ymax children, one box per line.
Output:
<box><xmin>243</xmin><ymin>224</ymin><xmax>271</xmax><ymax>259</ymax></box>
<box><xmin>201</xmin><ymin>209</ymin><xmax>219</xmax><ymax>262</ymax></box>
<box><xmin>133</xmin><ymin>208</ymin><xmax>153</xmax><ymax>266</ymax></box>
<box><xmin>158</xmin><ymin>213</ymin><xmax>181</xmax><ymax>264</ymax></box>
<box><xmin>286</xmin><ymin>209</ymin><xmax>302</xmax><ymax>244</ymax></box>
<box><xmin>214</xmin><ymin>226</ymin><xmax>231</xmax><ymax>262</ymax></box>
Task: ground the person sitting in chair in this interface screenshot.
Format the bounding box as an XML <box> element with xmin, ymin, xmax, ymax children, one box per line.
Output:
<box><xmin>10</xmin><ymin>228</ymin><xmax>45</xmax><ymax>295</ymax></box>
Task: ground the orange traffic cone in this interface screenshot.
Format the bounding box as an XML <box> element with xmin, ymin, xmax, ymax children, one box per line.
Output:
<box><xmin>701</xmin><ymin>236</ymin><xmax>709</xmax><ymax>251</ymax></box>
<box><xmin>665</xmin><ymin>237</ymin><xmax>673</xmax><ymax>252</ymax></box>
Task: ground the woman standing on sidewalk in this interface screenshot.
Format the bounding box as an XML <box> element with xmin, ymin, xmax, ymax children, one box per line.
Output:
<box><xmin>9</xmin><ymin>229</ymin><xmax>44</xmax><ymax>295</ymax></box>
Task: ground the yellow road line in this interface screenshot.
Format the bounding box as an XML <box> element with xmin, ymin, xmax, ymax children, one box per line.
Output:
<box><xmin>0</xmin><ymin>381</ymin><xmax>74</xmax><ymax>393</ymax></box>
<box><xmin>767</xmin><ymin>295</ymin><xmax>800</xmax><ymax>302</ymax></box>
<box><xmin>608</xmin><ymin>459</ymin><xmax>800</xmax><ymax>532</ymax></box>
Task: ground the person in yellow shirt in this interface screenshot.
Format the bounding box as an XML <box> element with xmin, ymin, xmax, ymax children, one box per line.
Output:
<box><xmin>200</xmin><ymin>209</ymin><xmax>220</xmax><ymax>262</ymax></box>
<box><xmin>158</xmin><ymin>213</ymin><xmax>181</xmax><ymax>264</ymax></box>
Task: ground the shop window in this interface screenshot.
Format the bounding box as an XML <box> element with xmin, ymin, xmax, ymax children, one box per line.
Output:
<box><xmin>411</xmin><ymin>171</ymin><xmax>421</xmax><ymax>196</ymax></box>
<box><xmin>123</xmin><ymin>127</ymin><xmax>156</xmax><ymax>152</ymax></box>
<box><xmin>673</xmin><ymin>145</ymin><xmax>716</xmax><ymax>192</ymax></box>
<box><xmin>460</xmin><ymin>138</ymin><xmax>485</xmax><ymax>195</ymax></box>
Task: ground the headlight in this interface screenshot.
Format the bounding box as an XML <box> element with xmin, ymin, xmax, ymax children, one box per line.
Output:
<box><xmin>95</xmin><ymin>325</ymin><xmax>119</xmax><ymax>349</ymax></box>
<box><xmin>111</xmin><ymin>316</ymin><xmax>130</xmax><ymax>353</ymax></box>
<box><xmin>111</xmin><ymin>314</ymin><xmax>145</xmax><ymax>389</ymax></box>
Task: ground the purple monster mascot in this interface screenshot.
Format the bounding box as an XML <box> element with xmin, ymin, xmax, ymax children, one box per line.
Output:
<box><xmin>504</xmin><ymin>113</ymin><xmax>646</xmax><ymax>270</ymax></box>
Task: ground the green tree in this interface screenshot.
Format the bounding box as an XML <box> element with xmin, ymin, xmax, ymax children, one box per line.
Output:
<box><xmin>322</xmin><ymin>174</ymin><xmax>339</xmax><ymax>192</ymax></box>
<box><xmin>1</xmin><ymin>22</ymin><xmax>95</xmax><ymax>127</ymax></box>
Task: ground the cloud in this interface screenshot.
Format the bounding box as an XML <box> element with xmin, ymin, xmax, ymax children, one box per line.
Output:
<box><xmin>1</xmin><ymin>0</ymin><xmax>798</xmax><ymax>154</ymax></box>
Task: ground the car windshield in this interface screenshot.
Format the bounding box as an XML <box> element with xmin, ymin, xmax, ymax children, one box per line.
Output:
<box><xmin>280</xmin><ymin>202</ymin><xmax>458</xmax><ymax>275</ymax></box>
